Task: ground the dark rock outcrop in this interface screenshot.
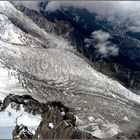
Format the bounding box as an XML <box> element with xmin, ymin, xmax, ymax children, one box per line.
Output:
<box><xmin>13</xmin><ymin>124</ymin><xmax>32</xmax><ymax>139</ymax></box>
<box><xmin>0</xmin><ymin>94</ymin><xmax>71</xmax><ymax>116</ymax></box>
<box><xmin>33</xmin><ymin>106</ymin><xmax>97</xmax><ymax>139</ymax></box>
<box><xmin>2</xmin><ymin>94</ymin><xmax>140</xmax><ymax>139</ymax></box>
<box><xmin>0</xmin><ymin>94</ymin><xmax>99</xmax><ymax>139</ymax></box>
<box><xmin>13</xmin><ymin>5</ymin><xmax>85</xmax><ymax>50</ymax></box>
<box><xmin>0</xmin><ymin>100</ymin><xmax>2</xmax><ymax>106</ymax></box>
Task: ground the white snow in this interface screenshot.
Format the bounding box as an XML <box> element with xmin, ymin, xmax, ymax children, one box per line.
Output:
<box><xmin>0</xmin><ymin>55</ymin><xmax>45</xmax><ymax>138</ymax></box>
<box><xmin>88</xmin><ymin>116</ymin><xmax>94</xmax><ymax>122</ymax></box>
<box><xmin>0</xmin><ymin>104</ymin><xmax>41</xmax><ymax>127</ymax></box>
<box><xmin>0</xmin><ymin>64</ymin><xmax>41</xmax><ymax>138</ymax></box>
<box><xmin>0</xmin><ymin>1</ymin><xmax>139</xmax><ymax>106</ymax></box>
<box><xmin>0</xmin><ymin>20</ymin><xmax>23</xmax><ymax>44</ymax></box>
<box><xmin>92</xmin><ymin>123</ymin><xmax>121</xmax><ymax>139</ymax></box>
<box><xmin>61</xmin><ymin>111</ymin><xmax>65</xmax><ymax>116</ymax></box>
<box><xmin>75</xmin><ymin>116</ymin><xmax>84</xmax><ymax>126</ymax></box>
<box><xmin>0</xmin><ymin>1</ymin><xmax>140</xmax><ymax>139</ymax></box>
<box><xmin>0</xmin><ymin>1</ymin><xmax>73</xmax><ymax>51</ymax></box>
<box><xmin>48</xmin><ymin>123</ymin><xmax>54</xmax><ymax>129</ymax></box>
<box><xmin>122</xmin><ymin>116</ymin><xmax>130</xmax><ymax>122</ymax></box>
<box><xmin>17</xmin><ymin>113</ymin><xmax>41</xmax><ymax>127</ymax></box>
<box><xmin>0</xmin><ymin>64</ymin><xmax>29</xmax><ymax>100</ymax></box>
<box><xmin>32</xmin><ymin>129</ymin><xmax>36</xmax><ymax>135</ymax></box>
<box><xmin>0</xmin><ymin>103</ymin><xmax>41</xmax><ymax>138</ymax></box>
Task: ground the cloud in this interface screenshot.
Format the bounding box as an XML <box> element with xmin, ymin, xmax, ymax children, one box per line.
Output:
<box><xmin>91</xmin><ymin>30</ymin><xmax>110</xmax><ymax>43</ymax></box>
<box><xmin>46</xmin><ymin>1</ymin><xmax>140</xmax><ymax>32</ymax></box>
<box><xmin>12</xmin><ymin>1</ymin><xmax>140</xmax><ymax>32</ymax></box>
<box><xmin>95</xmin><ymin>42</ymin><xmax>118</xmax><ymax>57</ymax></box>
<box><xmin>84</xmin><ymin>30</ymin><xmax>118</xmax><ymax>57</ymax></box>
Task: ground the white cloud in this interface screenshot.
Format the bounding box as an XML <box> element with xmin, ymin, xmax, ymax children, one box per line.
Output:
<box><xmin>95</xmin><ymin>42</ymin><xmax>118</xmax><ymax>57</ymax></box>
<box><xmin>12</xmin><ymin>1</ymin><xmax>140</xmax><ymax>32</ymax></box>
<box><xmin>46</xmin><ymin>1</ymin><xmax>140</xmax><ymax>32</ymax></box>
<box><xmin>85</xmin><ymin>30</ymin><xmax>118</xmax><ymax>57</ymax></box>
<box><xmin>91</xmin><ymin>30</ymin><xmax>110</xmax><ymax>43</ymax></box>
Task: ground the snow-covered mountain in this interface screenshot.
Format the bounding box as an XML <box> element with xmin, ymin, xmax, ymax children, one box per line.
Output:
<box><xmin>0</xmin><ymin>1</ymin><xmax>140</xmax><ymax>139</ymax></box>
<box><xmin>12</xmin><ymin>1</ymin><xmax>140</xmax><ymax>93</ymax></box>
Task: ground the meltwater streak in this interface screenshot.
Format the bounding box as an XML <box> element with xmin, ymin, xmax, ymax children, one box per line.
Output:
<box><xmin>0</xmin><ymin>1</ymin><xmax>140</xmax><ymax>136</ymax></box>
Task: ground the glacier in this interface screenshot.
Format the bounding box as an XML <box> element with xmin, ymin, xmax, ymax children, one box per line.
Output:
<box><xmin>0</xmin><ymin>1</ymin><xmax>140</xmax><ymax>138</ymax></box>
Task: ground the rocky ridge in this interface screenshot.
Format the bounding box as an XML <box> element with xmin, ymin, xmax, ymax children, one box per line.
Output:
<box><xmin>0</xmin><ymin>94</ymin><xmax>98</xmax><ymax>139</ymax></box>
<box><xmin>1</xmin><ymin>94</ymin><xmax>140</xmax><ymax>139</ymax></box>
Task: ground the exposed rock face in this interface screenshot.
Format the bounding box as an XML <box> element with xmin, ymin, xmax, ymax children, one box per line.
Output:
<box><xmin>93</xmin><ymin>60</ymin><xmax>140</xmax><ymax>93</ymax></box>
<box><xmin>0</xmin><ymin>94</ymin><xmax>98</xmax><ymax>139</ymax></box>
<box><xmin>13</xmin><ymin>5</ymin><xmax>85</xmax><ymax>49</ymax></box>
<box><xmin>0</xmin><ymin>2</ymin><xmax>140</xmax><ymax>139</ymax></box>
<box><xmin>1</xmin><ymin>94</ymin><xmax>140</xmax><ymax>140</ymax></box>
<box><xmin>0</xmin><ymin>3</ymin><xmax>140</xmax><ymax>136</ymax></box>
<box><xmin>0</xmin><ymin>94</ymin><xmax>70</xmax><ymax>117</ymax></box>
<box><xmin>13</xmin><ymin>124</ymin><xmax>32</xmax><ymax>139</ymax></box>
<box><xmin>0</xmin><ymin>82</ymin><xmax>137</xmax><ymax>139</ymax></box>
<box><xmin>33</xmin><ymin>107</ymin><xmax>97</xmax><ymax>139</ymax></box>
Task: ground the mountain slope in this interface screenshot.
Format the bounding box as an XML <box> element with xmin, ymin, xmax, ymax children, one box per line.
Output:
<box><xmin>0</xmin><ymin>1</ymin><xmax>140</xmax><ymax>138</ymax></box>
<box><xmin>13</xmin><ymin>2</ymin><xmax>140</xmax><ymax>92</ymax></box>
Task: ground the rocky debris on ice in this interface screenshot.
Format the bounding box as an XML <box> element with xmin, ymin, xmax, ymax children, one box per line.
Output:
<box><xmin>13</xmin><ymin>124</ymin><xmax>32</xmax><ymax>139</ymax></box>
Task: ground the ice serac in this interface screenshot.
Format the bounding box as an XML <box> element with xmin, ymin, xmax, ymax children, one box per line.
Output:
<box><xmin>0</xmin><ymin>1</ymin><xmax>140</xmax><ymax>137</ymax></box>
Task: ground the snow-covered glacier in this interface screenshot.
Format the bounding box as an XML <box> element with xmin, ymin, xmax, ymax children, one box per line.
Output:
<box><xmin>0</xmin><ymin>1</ymin><xmax>140</xmax><ymax>138</ymax></box>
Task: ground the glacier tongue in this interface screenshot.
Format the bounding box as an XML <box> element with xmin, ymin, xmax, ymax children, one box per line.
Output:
<box><xmin>0</xmin><ymin>1</ymin><xmax>140</xmax><ymax>137</ymax></box>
